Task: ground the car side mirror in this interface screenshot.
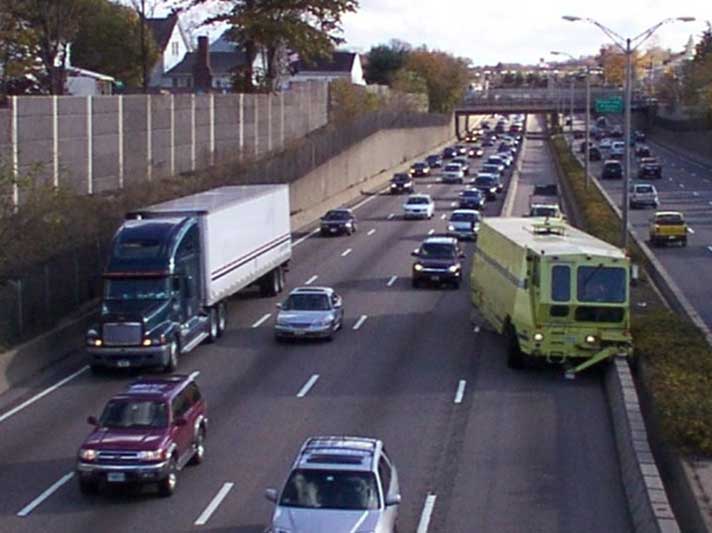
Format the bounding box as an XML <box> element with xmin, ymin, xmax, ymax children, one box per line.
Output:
<box><xmin>276</xmin><ymin>303</ymin><xmax>282</xmax><ymax>309</ymax></box>
<box><xmin>385</xmin><ymin>494</ymin><xmax>402</xmax><ymax>506</ymax></box>
<box><xmin>174</xmin><ymin>417</ymin><xmax>188</xmax><ymax>427</ymax></box>
<box><xmin>265</xmin><ymin>488</ymin><xmax>278</xmax><ymax>503</ymax></box>
<box><xmin>411</xmin><ymin>249</ymin><xmax>419</xmax><ymax>257</ymax></box>
<box><xmin>87</xmin><ymin>415</ymin><xmax>98</xmax><ymax>426</ymax></box>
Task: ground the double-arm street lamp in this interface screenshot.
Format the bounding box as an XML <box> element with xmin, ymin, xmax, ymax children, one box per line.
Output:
<box><xmin>561</xmin><ymin>16</ymin><xmax>695</xmax><ymax>249</ymax></box>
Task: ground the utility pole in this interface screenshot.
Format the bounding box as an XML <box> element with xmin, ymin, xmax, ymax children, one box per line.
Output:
<box><xmin>140</xmin><ymin>0</ymin><xmax>148</xmax><ymax>93</ymax></box>
<box><xmin>623</xmin><ymin>38</ymin><xmax>632</xmax><ymax>249</ymax></box>
<box><xmin>584</xmin><ymin>67</ymin><xmax>591</xmax><ymax>189</ymax></box>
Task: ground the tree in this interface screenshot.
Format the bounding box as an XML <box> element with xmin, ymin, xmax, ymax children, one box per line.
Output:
<box><xmin>9</xmin><ymin>0</ymin><xmax>92</xmax><ymax>94</ymax></box>
<box><xmin>0</xmin><ymin>0</ymin><xmax>41</xmax><ymax>101</ymax></box>
<box><xmin>71</xmin><ymin>1</ymin><xmax>158</xmax><ymax>88</ymax></box>
<box><xmin>364</xmin><ymin>40</ymin><xmax>410</xmax><ymax>85</ymax></box>
<box><xmin>174</xmin><ymin>0</ymin><xmax>359</xmax><ymax>92</ymax></box>
<box><xmin>405</xmin><ymin>48</ymin><xmax>471</xmax><ymax>113</ymax></box>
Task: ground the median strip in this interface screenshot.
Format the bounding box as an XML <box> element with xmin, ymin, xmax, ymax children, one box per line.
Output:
<box><xmin>194</xmin><ymin>482</ymin><xmax>235</xmax><ymax>526</ymax></box>
<box><xmin>296</xmin><ymin>374</ymin><xmax>319</xmax><ymax>398</ymax></box>
<box><xmin>17</xmin><ymin>472</ymin><xmax>74</xmax><ymax>517</ymax></box>
<box><xmin>251</xmin><ymin>313</ymin><xmax>271</xmax><ymax>328</ymax></box>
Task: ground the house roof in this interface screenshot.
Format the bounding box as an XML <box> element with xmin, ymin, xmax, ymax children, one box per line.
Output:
<box><xmin>66</xmin><ymin>66</ymin><xmax>115</xmax><ymax>82</ymax></box>
<box><xmin>146</xmin><ymin>14</ymin><xmax>178</xmax><ymax>52</ymax></box>
<box><xmin>166</xmin><ymin>50</ymin><xmax>248</xmax><ymax>77</ymax></box>
<box><xmin>292</xmin><ymin>52</ymin><xmax>356</xmax><ymax>74</ymax></box>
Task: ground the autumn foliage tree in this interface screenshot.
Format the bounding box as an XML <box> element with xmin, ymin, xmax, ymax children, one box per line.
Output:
<box><xmin>404</xmin><ymin>47</ymin><xmax>470</xmax><ymax>113</ymax></box>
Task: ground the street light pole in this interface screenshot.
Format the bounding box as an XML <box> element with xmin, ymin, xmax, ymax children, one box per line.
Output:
<box><xmin>561</xmin><ymin>15</ymin><xmax>696</xmax><ymax>249</ymax></box>
<box><xmin>585</xmin><ymin>67</ymin><xmax>591</xmax><ymax>189</ymax></box>
<box><xmin>569</xmin><ymin>76</ymin><xmax>574</xmax><ymax>134</ymax></box>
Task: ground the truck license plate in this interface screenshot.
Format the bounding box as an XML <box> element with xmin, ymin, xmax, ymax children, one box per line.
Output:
<box><xmin>117</xmin><ymin>360</ymin><xmax>130</xmax><ymax>368</ymax></box>
<box><xmin>107</xmin><ymin>472</ymin><xmax>126</xmax><ymax>483</ymax></box>
<box><xmin>293</xmin><ymin>330</ymin><xmax>305</xmax><ymax>336</ymax></box>
<box><xmin>431</xmin><ymin>276</ymin><xmax>441</xmax><ymax>281</ymax></box>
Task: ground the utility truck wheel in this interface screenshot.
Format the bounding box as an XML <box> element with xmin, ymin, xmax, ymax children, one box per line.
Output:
<box><xmin>505</xmin><ymin>323</ymin><xmax>524</xmax><ymax>370</ymax></box>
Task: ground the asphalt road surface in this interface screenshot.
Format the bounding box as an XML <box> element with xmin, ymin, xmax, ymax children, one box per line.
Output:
<box><xmin>0</xmin><ymin>115</ymin><xmax>632</xmax><ymax>533</ymax></box>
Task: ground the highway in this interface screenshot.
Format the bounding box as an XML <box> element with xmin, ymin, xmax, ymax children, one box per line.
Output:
<box><xmin>0</xmin><ymin>115</ymin><xmax>632</xmax><ymax>533</ymax></box>
<box><xmin>568</xmin><ymin>117</ymin><xmax>712</xmax><ymax>327</ymax></box>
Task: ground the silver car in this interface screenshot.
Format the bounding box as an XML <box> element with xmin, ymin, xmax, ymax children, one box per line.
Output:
<box><xmin>266</xmin><ymin>436</ymin><xmax>401</xmax><ymax>533</ymax></box>
<box><xmin>274</xmin><ymin>287</ymin><xmax>344</xmax><ymax>341</ymax></box>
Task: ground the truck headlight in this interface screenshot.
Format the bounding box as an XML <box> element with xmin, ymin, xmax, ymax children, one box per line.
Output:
<box><xmin>79</xmin><ymin>449</ymin><xmax>97</xmax><ymax>461</ymax></box>
<box><xmin>138</xmin><ymin>449</ymin><xmax>166</xmax><ymax>461</ymax></box>
<box><xmin>533</xmin><ymin>332</ymin><xmax>544</xmax><ymax>342</ymax></box>
<box><xmin>490</xmin><ymin>187</ymin><xmax>497</xmax><ymax>193</ymax></box>
<box><xmin>88</xmin><ymin>338</ymin><xmax>103</xmax><ymax>347</ymax></box>
<box><xmin>414</xmin><ymin>263</ymin><xmax>424</xmax><ymax>271</ymax></box>
<box><xmin>448</xmin><ymin>225</ymin><xmax>456</xmax><ymax>231</ymax></box>
<box><xmin>585</xmin><ymin>335</ymin><xmax>597</xmax><ymax>344</ymax></box>
<box><xmin>142</xmin><ymin>338</ymin><xmax>152</xmax><ymax>346</ymax></box>
<box><xmin>448</xmin><ymin>265</ymin><xmax>460</xmax><ymax>273</ymax></box>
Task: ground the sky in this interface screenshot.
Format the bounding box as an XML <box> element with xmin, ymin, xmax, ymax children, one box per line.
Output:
<box><xmin>340</xmin><ymin>0</ymin><xmax>710</xmax><ymax>65</ymax></box>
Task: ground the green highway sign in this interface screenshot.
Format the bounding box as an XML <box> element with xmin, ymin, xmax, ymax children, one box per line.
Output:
<box><xmin>595</xmin><ymin>97</ymin><xmax>623</xmax><ymax>114</ymax></box>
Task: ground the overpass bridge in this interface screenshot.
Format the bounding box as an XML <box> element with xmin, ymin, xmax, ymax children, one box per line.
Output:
<box><xmin>454</xmin><ymin>88</ymin><xmax>654</xmax><ymax>138</ymax></box>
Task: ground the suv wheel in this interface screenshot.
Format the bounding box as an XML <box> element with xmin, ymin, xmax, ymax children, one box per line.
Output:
<box><xmin>159</xmin><ymin>457</ymin><xmax>178</xmax><ymax>497</ymax></box>
<box><xmin>189</xmin><ymin>428</ymin><xmax>206</xmax><ymax>465</ymax></box>
<box><xmin>164</xmin><ymin>339</ymin><xmax>179</xmax><ymax>373</ymax></box>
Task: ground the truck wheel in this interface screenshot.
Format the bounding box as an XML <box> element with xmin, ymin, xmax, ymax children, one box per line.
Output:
<box><xmin>158</xmin><ymin>457</ymin><xmax>178</xmax><ymax>497</ymax></box>
<box><xmin>217</xmin><ymin>302</ymin><xmax>227</xmax><ymax>337</ymax></box>
<box><xmin>207</xmin><ymin>308</ymin><xmax>219</xmax><ymax>343</ymax></box>
<box><xmin>189</xmin><ymin>427</ymin><xmax>206</xmax><ymax>466</ymax></box>
<box><xmin>164</xmin><ymin>339</ymin><xmax>179</xmax><ymax>373</ymax></box>
<box><xmin>260</xmin><ymin>269</ymin><xmax>280</xmax><ymax>297</ymax></box>
<box><xmin>505</xmin><ymin>323</ymin><xmax>524</xmax><ymax>370</ymax></box>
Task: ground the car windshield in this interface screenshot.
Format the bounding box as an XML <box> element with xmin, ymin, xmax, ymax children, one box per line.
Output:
<box><xmin>531</xmin><ymin>207</ymin><xmax>558</xmax><ymax>217</ymax></box>
<box><xmin>656</xmin><ymin>214</ymin><xmax>684</xmax><ymax>225</ymax></box>
<box><xmin>104</xmin><ymin>278</ymin><xmax>170</xmax><ymax>301</ymax></box>
<box><xmin>279</xmin><ymin>469</ymin><xmax>380</xmax><ymax>510</ymax></box>
<box><xmin>444</xmin><ymin>165</ymin><xmax>461</xmax><ymax>172</ymax></box>
<box><xmin>605</xmin><ymin>163</ymin><xmax>621</xmax><ymax>170</ymax></box>
<box><xmin>392</xmin><ymin>175</ymin><xmax>409</xmax><ymax>183</ymax></box>
<box><xmin>451</xmin><ymin>212</ymin><xmax>479</xmax><ymax>222</ymax></box>
<box><xmin>475</xmin><ymin>177</ymin><xmax>495</xmax><ymax>186</ymax></box>
<box><xmin>487</xmin><ymin>157</ymin><xmax>502</xmax><ymax>163</ymax></box>
<box><xmin>407</xmin><ymin>197</ymin><xmax>429</xmax><ymax>205</ymax></box>
<box><xmin>413</xmin><ymin>163</ymin><xmax>426</xmax><ymax>169</ymax></box>
<box><xmin>324</xmin><ymin>211</ymin><xmax>350</xmax><ymax>221</ymax></box>
<box><xmin>283</xmin><ymin>293</ymin><xmax>331</xmax><ymax>311</ymax></box>
<box><xmin>420</xmin><ymin>242</ymin><xmax>456</xmax><ymax>258</ymax></box>
<box><xmin>482</xmin><ymin>165</ymin><xmax>499</xmax><ymax>173</ymax></box>
<box><xmin>633</xmin><ymin>185</ymin><xmax>654</xmax><ymax>193</ymax></box>
<box><xmin>577</xmin><ymin>266</ymin><xmax>627</xmax><ymax>303</ymax></box>
<box><xmin>99</xmin><ymin>400</ymin><xmax>168</xmax><ymax>429</ymax></box>
<box><xmin>462</xmin><ymin>190</ymin><xmax>481</xmax><ymax>198</ymax></box>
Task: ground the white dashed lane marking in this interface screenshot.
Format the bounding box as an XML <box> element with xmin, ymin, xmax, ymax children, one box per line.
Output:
<box><xmin>417</xmin><ymin>493</ymin><xmax>438</xmax><ymax>533</ymax></box>
<box><xmin>454</xmin><ymin>380</ymin><xmax>467</xmax><ymax>404</ymax></box>
<box><xmin>304</xmin><ymin>275</ymin><xmax>318</xmax><ymax>285</ymax></box>
<box><xmin>194</xmin><ymin>482</ymin><xmax>235</xmax><ymax>526</ymax></box>
<box><xmin>353</xmin><ymin>315</ymin><xmax>368</xmax><ymax>330</ymax></box>
<box><xmin>296</xmin><ymin>375</ymin><xmax>320</xmax><ymax>398</ymax></box>
<box><xmin>17</xmin><ymin>472</ymin><xmax>74</xmax><ymax>517</ymax></box>
<box><xmin>367</xmin><ymin>229</ymin><xmax>376</xmax><ymax>236</ymax></box>
<box><xmin>387</xmin><ymin>276</ymin><xmax>398</xmax><ymax>287</ymax></box>
<box><xmin>251</xmin><ymin>313</ymin><xmax>271</xmax><ymax>328</ymax></box>
<box><xmin>341</xmin><ymin>248</ymin><xmax>352</xmax><ymax>257</ymax></box>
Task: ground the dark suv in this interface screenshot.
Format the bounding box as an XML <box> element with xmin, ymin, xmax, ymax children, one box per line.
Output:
<box><xmin>390</xmin><ymin>173</ymin><xmax>414</xmax><ymax>194</ymax></box>
<box><xmin>411</xmin><ymin>236</ymin><xmax>464</xmax><ymax>289</ymax></box>
<box><xmin>602</xmin><ymin>160</ymin><xmax>623</xmax><ymax>180</ymax></box>
<box><xmin>76</xmin><ymin>374</ymin><xmax>207</xmax><ymax>497</ymax></box>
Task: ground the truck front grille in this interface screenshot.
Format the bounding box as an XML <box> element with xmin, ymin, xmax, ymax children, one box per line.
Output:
<box><xmin>102</xmin><ymin>323</ymin><xmax>142</xmax><ymax>346</ymax></box>
<box><xmin>97</xmin><ymin>450</ymin><xmax>140</xmax><ymax>464</ymax></box>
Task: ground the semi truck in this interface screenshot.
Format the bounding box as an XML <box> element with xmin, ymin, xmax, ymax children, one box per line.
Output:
<box><xmin>86</xmin><ymin>185</ymin><xmax>291</xmax><ymax>372</ymax></box>
<box><xmin>470</xmin><ymin>217</ymin><xmax>632</xmax><ymax>374</ymax></box>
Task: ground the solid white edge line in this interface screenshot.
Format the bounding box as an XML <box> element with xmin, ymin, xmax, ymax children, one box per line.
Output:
<box><xmin>387</xmin><ymin>276</ymin><xmax>398</xmax><ymax>287</ymax></box>
<box><xmin>367</xmin><ymin>229</ymin><xmax>376</xmax><ymax>236</ymax></box>
<box><xmin>297</xmin><ymin>374</ymin><xmax>319</xmax><ymax>398</ymax></box>
<box><xmin>454</xmin><ymin>380</ymin><xmax>467</xmax><ymax>404</ymax></box>
<box><xmin>17</xmin><ymin>472</ymin><xmax>74</xmax><ymax>517</ymax></box>
<box><xmin>251</xmin><ymin>313</ymin><xmax>271</xmax><ymax>328</ymax></box>
<box><xmin>341</xmin><ymin>248</ymin><xmax>352</xmax><ymax>257</ymax></box>
<box><xmin>353</xmin><ymin>315</ymin><xmax>368</xmax><ymax>330</ymax></box>
<box><xmin>0</xmin><ymin>365</ymin><xmax>89</xmax><ymax>425</ymax></box>
<box><xmin>194</xmin><ymin>482</ymin><xmax>235</xmax><ymax>526</ymax></box>
<box><xmin>305</xmin><ymin>275</ymin><xmax>318</xmax><ymax>285</ymax></box>
<box><xmin>416</xmin><ymin>493</ymin><xmax>437</xmax><ymax>533</ymax></box>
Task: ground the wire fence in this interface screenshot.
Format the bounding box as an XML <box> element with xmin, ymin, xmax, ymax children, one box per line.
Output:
<box><xmin>0</xmin><ymin>110</ymin><xmax>451</xmax><ymax>347</ymax></box>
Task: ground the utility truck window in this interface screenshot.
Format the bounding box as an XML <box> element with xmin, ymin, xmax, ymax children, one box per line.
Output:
<box><xmin>551</xmin><ymin>265</ymin><xmax>571</xmax><ymax>302</ymax></box>
<box><xmin>577</xmin><ymin>266</ymin><xmax>626</xmax><ymax>303</ymax></box>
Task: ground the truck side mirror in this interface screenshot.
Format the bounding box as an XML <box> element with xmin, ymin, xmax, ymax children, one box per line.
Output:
<box><xmin>411</xmin><ymin>249</ymin><xmax>419</xmax><ymax>257</ymax></box>
<box><xmin>87</xmin><ymin>415</ymin><xmax>98</xmax><ymax>426</ymax></box>
<box><xmin>265</xmin><ymin>488</ymin><xmax>278</xmax><ymax>503</ymax></box>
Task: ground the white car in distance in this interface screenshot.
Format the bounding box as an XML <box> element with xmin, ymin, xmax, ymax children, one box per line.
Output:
<box><xmin>403</xmin><ymin>194</ymin><xmax>435</xmax><ymax>219</ymax></box>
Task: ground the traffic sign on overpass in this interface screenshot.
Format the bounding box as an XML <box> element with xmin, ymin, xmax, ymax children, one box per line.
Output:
<box><xmin>595</xmin><ymin>96</ymin><xmax>623</xmax><ymax>114</ymax></box>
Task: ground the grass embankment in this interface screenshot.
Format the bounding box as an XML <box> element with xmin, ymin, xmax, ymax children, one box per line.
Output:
<box><xmin>551</xmin><ymin>135</ymin><xmax>712</xmax><ymax>456</ymax></box>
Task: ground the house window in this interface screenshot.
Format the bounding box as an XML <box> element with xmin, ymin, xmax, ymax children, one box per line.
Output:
<box><xmin>171</xmin><ymin>42</ymin><xmax>179</xmax><ymax>56</ymax></box>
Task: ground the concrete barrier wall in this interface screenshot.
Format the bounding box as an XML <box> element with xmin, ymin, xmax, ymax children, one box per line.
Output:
<box><xmin>2</xmin><ymin>82</ymin><xmax>328</xmax><ymax>198</ymax></box>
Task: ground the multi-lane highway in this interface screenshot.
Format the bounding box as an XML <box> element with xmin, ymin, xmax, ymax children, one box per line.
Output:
<box><xmin>568</xmin><ymin>118</ymin><xmax>712</xmax><ymax>327</ymax></box>
<box><xmin>0</xmin><ymin>115</ymin><xmax>632</xmax><ymax>533</ymax></box>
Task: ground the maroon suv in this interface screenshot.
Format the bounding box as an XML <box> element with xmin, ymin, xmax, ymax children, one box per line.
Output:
<box><xmin>76</xmin><ymin>374</ymin><xmax>207</xmax><ymax>496</ymax></box>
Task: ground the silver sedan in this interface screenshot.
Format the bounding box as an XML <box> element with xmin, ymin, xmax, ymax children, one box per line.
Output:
<box><xmin>274</xmin><ymin>287</ymin><xmax>344</xmax><ymax>341</ymax></box>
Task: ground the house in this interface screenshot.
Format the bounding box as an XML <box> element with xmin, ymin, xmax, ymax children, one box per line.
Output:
<box><xmin>289</xmin><ymin>51</ymin><xmax>365</xmax><ymax>86</ymax></box>
<box><xmin>165</xmin><ymin>32</ymin><xmax>264</xmax><ymax>92</ymax></box>
<box><xmin>146</xmin><ymin>13</ymin><xmax>192</xmax><ymax>89</ymax></box>
<box><xmin>65</xmin><ymin>66</ymin><xmax>115</xmax><ymax>96</ymax></box>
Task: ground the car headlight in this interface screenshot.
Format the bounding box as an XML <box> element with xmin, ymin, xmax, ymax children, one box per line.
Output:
<box><xmin>79</xmin><ymin>449</ymin><xmax>97</xmax><ymax>461</ymax></box>
<box><xmin>413</xmin><ymin>263</ymin><xmax>424</xmax><ymax>271</ymax></box>
<box><xmin>448</xmin><ymin>265</ymin><xmax>460</xmax><ymax>273</ymax></box>
<box><xmin>87</xmin><ymin>338</ymin><xmax>103</xmax><ymax>347</ymax></box>
<box><xmin>138</xmin><ymin>449</ymin><xmax>166</xmax><ymax>461</ymax></box>
<box><xmin>533</xmin><ymin>332</ymin><xmax>544</xmax><ymax>342</ymax></box>
<box><xmin>585</xmin><ymin>335</ymin><xmax>597</xmax><ymax>344</ymax></box>
<box><xmin>448</xmin><ymin>225</ymin><xmax>456</xmax><ymax>231</ymax></box>
<box><xmin>490</xmin><ymin>187</ymin><xmax>497</xmax><ymax>193</ymax></box>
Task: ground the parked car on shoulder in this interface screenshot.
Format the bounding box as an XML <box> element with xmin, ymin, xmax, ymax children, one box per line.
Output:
<box><xmin>448</xmin><ymin>209</ymin><xmax>481</xmax><ymax>240</ymax></box>
<box><xmin>403</xmin><ymin>194</ymin><xmax>435</xmax><ymax>218</ymax></box>
<box><xmin>629</xmin><ymin>183</ymin><xmax>659</xmax><ymax>209</ymax></box>
<box><xmin>601</xmin><ymin>160</ymin><xmax>623</xmax><ymax>179</ymax></box>
<box><xmin>76</xmin><ymin>374</ymin><xmax>207</xmax><ymax>497</ymax></box>
<box><xmin>649</xmin><ymin>211</ymin><xmax>687</xmax><ymax>247</ymax></box>
<box><xmin>390</xmin><ymin>173</ymin><xmax>414</xmax><ymax>194</ymax></box>
<box><xmin>265</xmin><ymin>436</ymin><xmax>401</xmax><ymax>533</ymax></box>
<box><xmin>409</xmin><ymin>161</ymin><xmax>430</xmax><ymax>177</ymax></box>
<box><xmin>638</xmin><ymin>157</ymin><xmax>662</xmax><ymax>179</ymax></box>
<box><xmin>412</xmin><ymin>236</ymin><xmax>464</xmax><ymax>288</ymax></box>
<box><xmin>320</xmin><ymin>208</ymin><xmax>358</xmax><ymax>236</ymax></box>
<box><xmin>274</xmin><ymin>287</ymin><xmax>344</xmax><ymax>341</ymax></box>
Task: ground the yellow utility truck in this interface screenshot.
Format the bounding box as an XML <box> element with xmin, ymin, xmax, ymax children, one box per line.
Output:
<box><xmin>470</xmin><ymin>218</ymin><xmax>632</xmax><ymax>374</ymax></box>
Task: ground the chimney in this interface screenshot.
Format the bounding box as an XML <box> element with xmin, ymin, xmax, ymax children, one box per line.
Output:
<box><xmin>193</xmin><ymin>36</ymin><xmax>212</xmax><ymax>93</ymax></box>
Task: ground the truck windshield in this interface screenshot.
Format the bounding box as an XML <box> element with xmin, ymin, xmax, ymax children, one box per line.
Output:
<box><xmin>279</xmin><ymin>469</ymin><xmax>380</xmax><ymax>510</ymax></box>
<box><xmin>104</xmin><ymin>278</ymin><xmax>170</xmax><ymax>301</ymax></box>
<box><xmin>577</xmin><ymin>266</ymin><xmax>626</xmax><ymax>303</ymax></box>
<box><xmin>99</xmin><ymin>400</ymin><xmax>168</xmax><ymax>429</ymax></box>
<box><xmin>420</xmin><ymin>243</ymin><xmax>456</xmax><ymax>258</ymax></box>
